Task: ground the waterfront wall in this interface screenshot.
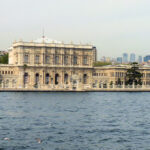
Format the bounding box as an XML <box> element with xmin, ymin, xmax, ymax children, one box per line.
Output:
<box><xmin>1</xmin><ymin>84</ymin><xmax>150</xmax><ymax>92</ymax></box>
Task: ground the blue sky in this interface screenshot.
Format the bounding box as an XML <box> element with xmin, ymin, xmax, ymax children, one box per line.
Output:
<box><xmin>0</xmin><ymin>0</ymin><xmax>150</xmax><ymax>59</ymax></box>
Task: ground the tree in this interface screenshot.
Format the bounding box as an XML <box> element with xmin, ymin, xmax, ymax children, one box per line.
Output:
<box><xmin>23</xmin><ymin>64</ymin><xmax>28</xmax><ymax>70</ymax></box>
<box><xmin>93</xmin><ymin>61</ymin><xmax>112</xmax><ymax>67</ymax></box>
<box><xmin>0</xmin><ymin>54</ymin><xmax>8</xmax><ymax>64</ymax></box>
<box><xmin>125</xmin><ymin>62</ymin><xmax>142</xmax><ymax>85</ymax></box>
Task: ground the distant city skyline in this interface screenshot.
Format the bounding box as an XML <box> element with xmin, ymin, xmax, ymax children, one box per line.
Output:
<box><xmin>1</xmin><ymin>0</ymin><xmax>150</xmax><ymax>58</ymax></box>
<box><xmin>100</xmin><ymin>52</ymin><xmax>144</xmax><ymax>64</ymax></box>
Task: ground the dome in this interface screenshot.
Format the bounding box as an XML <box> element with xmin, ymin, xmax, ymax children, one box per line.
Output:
<box><xmin>34</xmin><ymin>37</ymin><xmax>62</xmax><ymax>44</ymax></box>
<box><xmin>7</xmin><ymin>47</ymin><xmax>13</xmax><ymax>51</ymax></box>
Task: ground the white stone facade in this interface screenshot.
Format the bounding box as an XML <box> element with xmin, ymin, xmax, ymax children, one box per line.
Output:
<box><xmin>1</xmin><ymin>38</ymin><xmax>150</xmax><ymax>91</ymax></box>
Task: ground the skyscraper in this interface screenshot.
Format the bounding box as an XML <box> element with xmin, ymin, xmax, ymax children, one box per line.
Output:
<box><xmin>144</xmin><ymin>55</ymin><xmax>150</xmax><ymax>62</ymax></box>
<box><xmin>130</xmin><ymin>53</ymin><xmax>136</xmax><ymax>62</ymax></box>
<box><xmin>117</xmin><ymin>57</ymin><xmax>122</xmax><ymax>64</ymax></box>
<box><xmin>138</xmin><ymin>56</ymin><xmax>142</xmax><ymax>64</ymax></box>
<box><xmin>122</xmin><ymin>53</ymin><xmax>128</xmax><ymax>63</ymax></box>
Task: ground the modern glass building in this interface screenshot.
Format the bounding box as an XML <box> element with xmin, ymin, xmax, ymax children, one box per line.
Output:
<box><xmin>130</xmin><ymin>53</ymin><xmax>136</xmax><ymax>62</ymax></box>
<box><xmin>138</xmin><ymin>56</ymin><xmax>143</xmax><ymax>64</ymax></box>
<box><xmin>144</xmin><ymin>55</ymin><xmax>150</xmax><ymax>62</ymax></box>
<box><xmin>122</xmin><ymin>53</ymin><xmax>128</xmax><ymax>63</ymax></box>
<box><xmin>117</xmin><ymin>57</ymin><xmax>122</xmax><ymax>64</ymax></box>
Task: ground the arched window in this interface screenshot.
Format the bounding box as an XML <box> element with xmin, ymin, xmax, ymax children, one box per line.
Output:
<box><xmin>64</xmin><ymin>74</ymin><xmax>68</xmax><ymax>84</ymax></box>
<box><xmin>45</xmin><ymin>73</ymin><xmax>49</xmax><ymax>84</ymax></box>
<box><xmin>99</xmin><ymin>81</ymin><xmax>102</xmax><ymax>88</ymax></box>
<box><xmin>12</xmin><ymin>79</ymin><xmax>16</xmax><ymax>88</ymax></box>
<box><xmin>24</xmin><ymin>73</ymin><xmax>28</xmax><ymax>84</ymax></box>
<box><xmin>5</xmin><ymin>80</ymin><xmax>9</xmax><ymax>88</ymax></box>
<box><xmin>55</xmin><ymin>74</ymin><xmax>59</xmax><ymax>85</ymax></box>
<box><xmin>35</xmin><ymin>73</ymin><xmax>39</xmax><ymax>84</ymax></box>
<box><xmin>83</xmin><ymin>74</ymin><xmax>87</xmax><ymax>84</ymax></box>
<box><xmin>103</xmin><ymin>81</ymin><xmax>107</xmax><ymax>88</ymax></box>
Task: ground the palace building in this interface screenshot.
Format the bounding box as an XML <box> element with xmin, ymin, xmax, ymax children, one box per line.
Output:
<box><xmin>0</xmin><ymin>37</ymin><xmax>97</xmax><ymax>90</ymax></box>
<box><xmin>0</xmin><ymin>37</ymin><xmax>150</xmax><ymax>91</ymax></box>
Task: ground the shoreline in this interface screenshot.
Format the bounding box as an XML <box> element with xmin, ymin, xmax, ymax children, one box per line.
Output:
<box><xmin>0</xmin><ymin>88</ymin><xmax>150</xmax><ymax>92</ymax></box>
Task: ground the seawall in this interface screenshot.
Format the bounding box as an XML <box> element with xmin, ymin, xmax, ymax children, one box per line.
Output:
<box><xmin>0</xmin><ymin>88</ymin><xmax>150</xmax><ymax>92</ymax></box>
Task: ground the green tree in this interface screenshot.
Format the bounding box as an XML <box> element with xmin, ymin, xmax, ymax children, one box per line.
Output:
<box><xmin>0</xmin><ymin>54</ymin><xmax>8</xmax><ymax>64</ymax></box>
<box><xmin>23</xmin><ymin>64</ymin><xmax>28</xmax><ymax>70</ymax></box>
<box><xmin>93</xmin><ymin>61</ymin><xmax>112</xmax><ymax>67</ymax></box>
<box><xmin>125</xmin><ymin>62</ymin><xmax>142</xmax><ymax>85</ymax></box>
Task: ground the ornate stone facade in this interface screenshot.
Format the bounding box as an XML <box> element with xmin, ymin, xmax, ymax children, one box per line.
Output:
<box><xmin>1</xmin><ymin>38</ymin><xmax>96</xmax><ymax>90</ymax></box>
<box><xmin>1</xmin><ymin>38</ymin><xmax>150</xmax><ymax>91</ymax></box>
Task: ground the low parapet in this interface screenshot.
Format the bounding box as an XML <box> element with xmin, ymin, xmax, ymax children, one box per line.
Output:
<box><xmin>13</xmin><ymin>41</ymin><xmax>94</xmax><ymax>50</ymax></box>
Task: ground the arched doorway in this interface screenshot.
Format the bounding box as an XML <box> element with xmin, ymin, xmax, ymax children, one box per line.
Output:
<box><xmin>64</xmin><ymin>73</ymin><xmax>68</xmax><ymax>84</ymax></box>
<box><xmin>35</xmin><ymin>73</ymin><xmax>39</xmax><ymax>86</ymax></box>
<box><xmin>24</xmin><ymin>73</ymin><xmax>28</xmax><ymax>85</ymax></box>
<box><xmin>99</xmin><ymin>81</ymin><xmax>102</xmax><ymax>88</ymax></box>
<box><xmin>103</xmin><ymin>81</ymin><xmax>107</xmax><ymax>88</ymax></box>
<box><xmin>45</xmin><ymin>73</ymin><xmax>49</xmax><ymax>84</ymax></box>
<box><xmin>83</xmin><ymin>74</ymin><xmax>87</xmax><ymax>84</ymax></box>
<box><xmin>55</xmin><ymin>74</ymin><xmax>59</xmax><ymax>85</ymax></box>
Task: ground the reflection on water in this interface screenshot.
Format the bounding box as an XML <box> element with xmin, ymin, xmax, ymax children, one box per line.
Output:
<box><xmin>0</xmin><ymin>92</ymin><xmax>150</xmax><ymax>150</ymax></box>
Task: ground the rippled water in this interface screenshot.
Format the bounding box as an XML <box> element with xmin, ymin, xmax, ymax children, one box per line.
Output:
<box><xmin>0</xmin><ymin>92</ymin><xmax>150</xmax><ymax>150</ymax></box>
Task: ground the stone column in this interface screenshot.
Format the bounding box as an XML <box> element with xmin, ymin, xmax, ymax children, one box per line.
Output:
<box><xmin>53</xmin><ymin>71</ymin><xmax>55</xmax><ymax>86</ymax></box>
<box><xmin>18</xmin><ymin>70</ymin><xmax>24</xmax><ymax>88</ymax></box>
<box><xmin>53</xmin><ymin>54</ymin><xmax>55</xmax><ymax>65</ymax></box>
<box><xmin>101</xmin><ymin>83</ymin><xmax>103</xmax><ymax>89</ymax></box>
<box><xmin>43</xmin><ymin>70</ymin><xmax>45</xmax><ymax>85</ymax></box>
<box><xmin>31</xmin><ymin>71</ymin><xmax>35</xmax><ymax>88</ymax></box>
<box><xmin>122</xmin><ymin>83</ymin><xmax>125</xmax><ymax>89</ymax></box>
<box><xmin>61</xmin><ymin>71</ymin><xmax>64</xmax><ymax>88</ymax></box>
<box><xmin>112</xmin><ymin>83</ymin><xmax>115</xmax><ymax>89</ymax></box>
<box><xmin>2</xmin><ymin>81</ymin><xmax>4</xmax><ymax>88</ymax></box>
<box><xmin>133</xmin><ymin>83</ymin><xmax>135</xmax><ymax>88</ymax></box>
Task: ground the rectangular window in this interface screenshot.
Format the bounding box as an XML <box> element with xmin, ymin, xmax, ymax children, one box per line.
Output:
<box><xmin>55</xmin><ymin>56</ymin><xmax>59</xmax><ymax>64</ymax></box>
<box><xmin>45</xmin><ymin>56</ymin><xmax>50</xmax><ymax>64</ymax></box>
<box><xmin>64</xmin><ymin>56</ymin><xmax>68</xmax><ymax>65</ymax></box>
<box><xmin>73</xmin><ymin>56</ymin><xmax>77</xmax><ymax>65</ymax></box>
<box><xmin>35</xmin><ymin>55</ymin><xmax>40</xmax><ymax>64</ymax></box>
<box><xmin>83</xmin><ymin>56</ymin><xmax>88</xmax><ymax>65</ymax></box>
<box><xmin>24</xmin><ymin>54</ymin><xmax>29</xmax><ymax>63</ymax></box>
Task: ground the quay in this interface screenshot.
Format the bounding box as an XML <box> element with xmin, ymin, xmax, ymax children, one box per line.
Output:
<box><xmin>1</xmin><ymin>85</ymin><xmax>150</xmax><ymax>92</ymax></box>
